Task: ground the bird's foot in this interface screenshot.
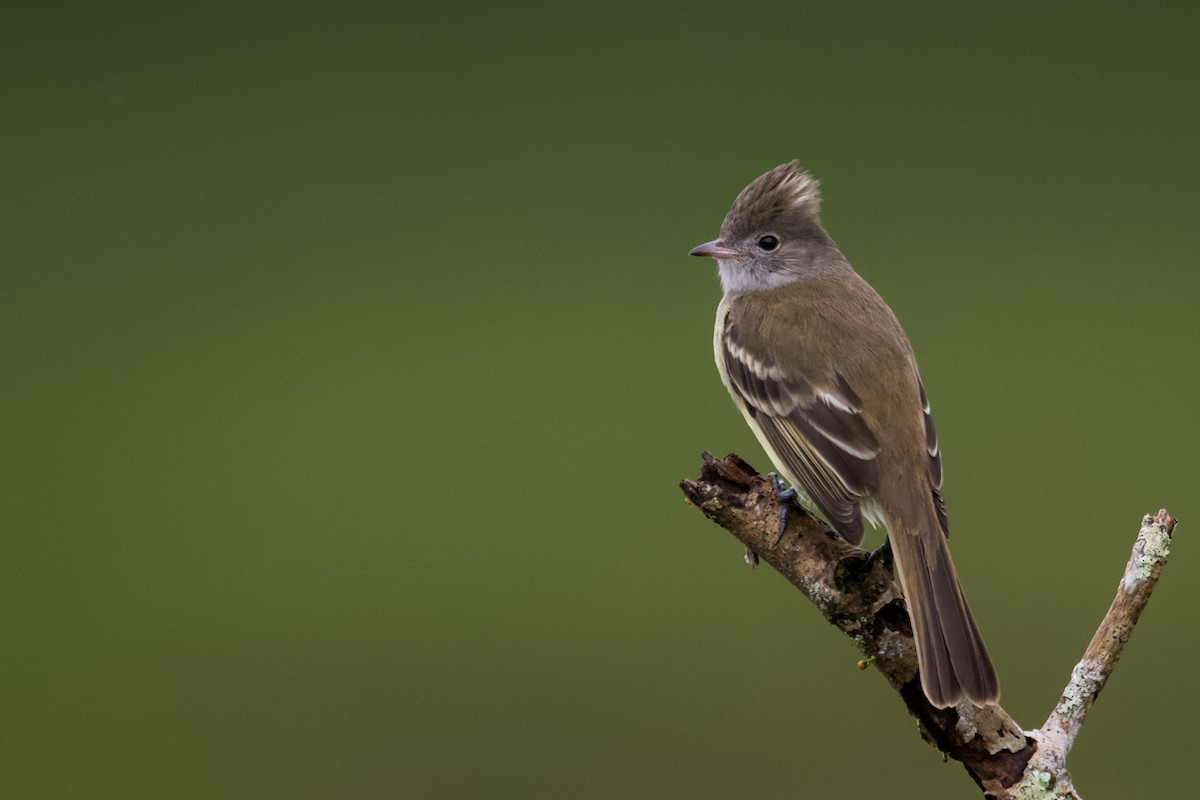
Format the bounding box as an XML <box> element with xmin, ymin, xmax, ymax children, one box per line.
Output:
<box><xmin>768</xmin><ymin>472</ymin><xmax>797</xmax><ymax>546</ymax></box>
<box><xmin>865</xmin><ymin>538</ymin><xmax>894</xmax><ymax>573</ymax></box>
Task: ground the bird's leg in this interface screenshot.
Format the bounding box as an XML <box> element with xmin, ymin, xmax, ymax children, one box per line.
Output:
<box><xmin>768</xmin><ymin>472</ymin><xmax>797</xmax><ymax>545</ymax></box>
<box><xmin>865</xmin><ymin>537</ymin><xmax>894</xmax><ymax>573</ymax></box>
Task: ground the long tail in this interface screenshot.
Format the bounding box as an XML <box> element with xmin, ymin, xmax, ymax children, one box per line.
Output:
<box><xmin>888</xmin><ymin>526</ymin><xmax>999</xmax><ymax>708</ymax></box>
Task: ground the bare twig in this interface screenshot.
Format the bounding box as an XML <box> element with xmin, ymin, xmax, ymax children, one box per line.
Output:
<box><xmin>1021</xmin><ymin>509</ymin><xmax>1176</xmax><ymax>798</ymax></box>
<box><xmin>680</xmin><ymin>453</ymin><xmax>1176</xmax><ymax>799</ymax></box>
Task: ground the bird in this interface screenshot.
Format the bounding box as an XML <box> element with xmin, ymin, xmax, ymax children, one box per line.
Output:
<box><xmin>690</xmin><ymin>161</ymin><xmax>999</xmax><ymax>708</ymax></box>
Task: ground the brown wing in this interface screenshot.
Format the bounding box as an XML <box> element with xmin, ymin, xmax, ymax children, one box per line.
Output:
<box><xmin>722</xmin><ymin>322</ymin><xmax>882</xmax><ymax>545</ymax></box>
<box><xmin>917</xmin><ymin>378</ymin><xmax>949</xmax><ymax>537</ymax></box>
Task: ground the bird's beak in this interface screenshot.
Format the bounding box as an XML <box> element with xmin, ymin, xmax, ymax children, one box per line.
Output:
<box><xmin>689</xmin><ymin>239</ymin><xmax>740</xmax><ymax>260</ymax></box>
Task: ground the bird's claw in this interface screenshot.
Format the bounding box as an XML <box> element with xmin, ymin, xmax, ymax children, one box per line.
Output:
<box><xmin>768</xmin><ymin>472</ymin><xmax>797</xmax><ymax>546</ymax></box>
<box><xmin>865</xmin><ymin>538</ymin><xmax>894</xmax><ymax>573</ymax></box>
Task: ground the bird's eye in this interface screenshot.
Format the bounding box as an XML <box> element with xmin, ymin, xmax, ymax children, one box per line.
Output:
<box><xmin>757</xmin><ymin>235</ymin><xmax>780</xmax><ymax>252</ymax></box>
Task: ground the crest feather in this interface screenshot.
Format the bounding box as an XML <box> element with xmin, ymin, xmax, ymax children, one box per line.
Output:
<box><xmin>721</xmin><ymin>161</ymin><xmax>823</xmax><ymax>240</ymax></box>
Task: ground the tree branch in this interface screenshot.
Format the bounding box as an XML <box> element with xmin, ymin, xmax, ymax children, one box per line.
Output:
<box><xmin>1021</xmin><ymin>508</ymin><xmax>1176</xmax><ymax>797</ymax></box>
<box><xmin>680</xmin><ymin>452</ymin><xmax>1176</xmax><ymax>798</ymax></box>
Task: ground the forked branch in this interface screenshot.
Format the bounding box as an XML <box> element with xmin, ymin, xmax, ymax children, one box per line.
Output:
<box><xmin>680</xmin><ymin>452</ymin><xmax>1175</xmax><ymax>799</ymax></box>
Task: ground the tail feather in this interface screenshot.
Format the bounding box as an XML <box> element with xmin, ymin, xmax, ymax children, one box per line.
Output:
<box><xmin>889</xmin><ymin>526</ymin><xmax>999</xmax><ymax>708</ymax></box>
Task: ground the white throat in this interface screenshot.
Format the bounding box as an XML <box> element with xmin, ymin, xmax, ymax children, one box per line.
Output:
<box><xmin>717</xmin><ymin>260</ymin><xmax>799</xmax><ymax>295</ymax></box>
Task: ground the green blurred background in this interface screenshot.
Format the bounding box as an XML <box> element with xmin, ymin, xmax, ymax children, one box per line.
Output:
<box><xmin>4</xmin><ymin>2</ymin><xmax>1198</xmax><ymax>797</ymax></box>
